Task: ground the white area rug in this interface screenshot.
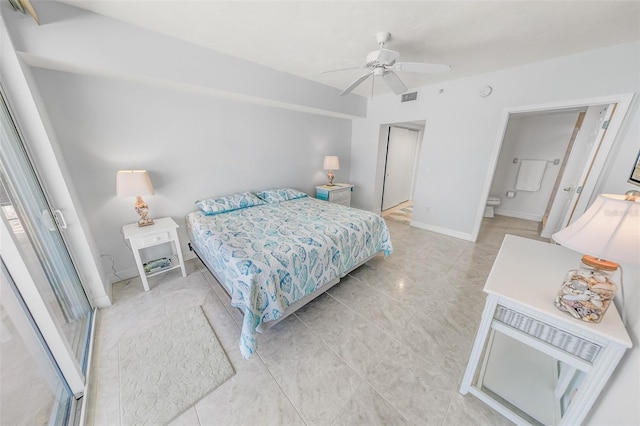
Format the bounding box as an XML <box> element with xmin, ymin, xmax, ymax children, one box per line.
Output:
<box><xmin>119</xmin><ymin>306</ymin><xmax>235</xmax><ymax>425</ymax></box>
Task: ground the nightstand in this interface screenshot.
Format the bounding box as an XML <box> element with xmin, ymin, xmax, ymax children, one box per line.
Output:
<box><xmin>316</xmin><ymin>184</ymin><xmax>353</xmax><ymax>207</ymax></box>
<box><xmin>122</xmin><ymin>217</ymin><xmax>187</xmax><ymax>291</ymax></box>
<box><xmin>460</xmin><ymin>235</ymin><xmax>631</xmax><ymax>425</ymax></box>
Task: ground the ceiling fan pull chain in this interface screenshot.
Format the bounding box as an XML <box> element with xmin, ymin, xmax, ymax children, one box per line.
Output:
<box><xmin>371</xmin><ymin>73</ymin><xmax>375</xmax><ymax>99</ymax></box>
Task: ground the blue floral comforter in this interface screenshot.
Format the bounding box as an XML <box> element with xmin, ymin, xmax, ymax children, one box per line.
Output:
<box><xmin>186</xmin><ymin>196</ymin><xmax>393</xmax><ymax>358</ymax></box>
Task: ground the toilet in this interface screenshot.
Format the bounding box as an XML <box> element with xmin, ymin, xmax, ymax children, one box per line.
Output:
<box><xmin>484</xmin><ymin>196</ymin><xmax>501</xmax><ymax>218</ymax></box>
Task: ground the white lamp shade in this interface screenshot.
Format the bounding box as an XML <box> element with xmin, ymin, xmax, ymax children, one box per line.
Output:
<box><xmin>323</xmin><ymin>156</ymin><xmax>340</xmax><ymax>170</ymax></box>
<box><xmin>552</xmin><ymin>194</ymin><xmax>640</xmax><ymax>265</ymax></box>
<box><xmin>116</xmin><ymin>170</ymin><xmax>155</xmax><ymax>197</ymax></box>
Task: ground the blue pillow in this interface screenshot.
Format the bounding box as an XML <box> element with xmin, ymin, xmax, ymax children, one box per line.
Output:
<box><xmin>195</xmin><ymin>191</ymin><xmax>264</xmax><ymax>215</ymax></box>
<box><xmin>254</xmin><ymin>188</ymin><xmax>308</xmax><ymax>203</ymax></box>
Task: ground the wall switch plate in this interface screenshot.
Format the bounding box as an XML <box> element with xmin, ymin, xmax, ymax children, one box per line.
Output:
<box><xmin>507</xmin><ymin>191</ymin><xmax>516</xmax><ymax>198</ymax></box>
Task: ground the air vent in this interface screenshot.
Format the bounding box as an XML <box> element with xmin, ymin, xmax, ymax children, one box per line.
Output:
<box><xmin>401</xmin><ymin>92</ymin><xmax>418</xmax><ymax>102</ymax></box>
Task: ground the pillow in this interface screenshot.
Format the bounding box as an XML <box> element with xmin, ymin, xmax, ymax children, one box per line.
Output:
<box><xmin>254</xmin><ymin>188</ymin><xmax>308</xmax><ymax>204</ymax></box>
<box><xmin>195</xmin><ymin>191</ymin><xmax>264</xmax><ymax>215</ymax></box>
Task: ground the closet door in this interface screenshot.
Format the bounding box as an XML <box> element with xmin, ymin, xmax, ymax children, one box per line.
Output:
<box><xmin>382</xmin><ymin>127</ymin><xmax>418</xmax><ymax>211</ymax></box>
<box><xmin>0</xmin><ymin>91</ymin><xmax>93</xmax><ymax>396</ymax></box>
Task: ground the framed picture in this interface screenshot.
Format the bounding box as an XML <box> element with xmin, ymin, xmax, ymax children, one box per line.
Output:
<box><xmin>630</xmin><ymin>150</ymin><xmax>640</xmax><ymax>186</ymax></box>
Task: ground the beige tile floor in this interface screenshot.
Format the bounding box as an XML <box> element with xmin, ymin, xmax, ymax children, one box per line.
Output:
<box><xmin>86</xmin><ymin>215</ymin><xmax>547</xmax><ymax>426</ymax></box>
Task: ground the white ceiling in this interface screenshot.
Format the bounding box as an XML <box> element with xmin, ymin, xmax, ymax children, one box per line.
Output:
<box><xmin>56</xmin><ymin>1</ymin><xmax>640</xmax><ymax>97</ymax></box>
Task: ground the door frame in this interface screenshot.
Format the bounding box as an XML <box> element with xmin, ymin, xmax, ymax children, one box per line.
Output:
<box><xmin>381</xmin><ymin>125</ymin><xmax>420</xmax><ymax>211</ymax></box>
<box><xmin>379</xmin><ymin>121</ymin><xmax>425</xmax><ymax>213</ymax></box>
<box><xmin>471</xmin><ymin>93</ymin><xmax>635</xmax><ymax>242</ymax></box>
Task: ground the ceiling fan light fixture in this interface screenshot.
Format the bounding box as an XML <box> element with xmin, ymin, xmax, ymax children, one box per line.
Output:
<box><xmin>325</xmin><ymin>31</ymin><xmax>451</xmax><ymax>97</ymax></box>
<box><xmin>366</xmin><ymin>49</ymin><xmax>399</xmax><ymax>67</ymax></box>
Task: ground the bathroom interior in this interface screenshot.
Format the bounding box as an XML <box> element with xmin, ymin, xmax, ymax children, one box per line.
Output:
<box><xmin>484</xmin><ymin>103</ymin><xmax>610</xmax><ymax>239</ymax></box>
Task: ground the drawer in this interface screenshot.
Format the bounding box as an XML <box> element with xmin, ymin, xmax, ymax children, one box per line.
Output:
<box><xmin>331</xmin><ymin>190</ymin><xmax>351</xmax><ymax>204</ymax></box>
<box><xmin>139</xmin><ymin>231</ymin><xmax>170</xmax><ymax>247</ymax></box>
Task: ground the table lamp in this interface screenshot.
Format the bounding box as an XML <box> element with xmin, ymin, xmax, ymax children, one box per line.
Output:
<box><xmin>323</xmin><ymin>156</ymin><xmax>340</xmax><ymax>186</ymax></box>
<box><xmin>552</xmin><ymin>192</ymin><xmax>640</xmax><ymax>323</ymax></box>
<box><xmin>116</xmin><ymin>170</ymin><xmax>155</xmax><ymax>227</ymax></box>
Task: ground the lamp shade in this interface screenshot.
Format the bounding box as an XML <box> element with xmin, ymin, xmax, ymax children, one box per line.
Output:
<box><xmin>323</xmin><ymin>156</ymin><xmax>340</xmax><ymax>170</ymax></box>
<box><xmin>116</xmin><ymin>170</ymin><xmax>154</xmax><ymax>197</ymax></box>
<box><xmin>552</xmin><ymin>194</ymin><xmax>640</xmax><ymax>265</ymax></box>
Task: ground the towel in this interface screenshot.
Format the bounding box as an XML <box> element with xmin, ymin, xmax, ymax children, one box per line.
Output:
<box><xmin>515</xmin><ymin>160</ymin><xmax>547</xmax><ymax>191</ymax></box>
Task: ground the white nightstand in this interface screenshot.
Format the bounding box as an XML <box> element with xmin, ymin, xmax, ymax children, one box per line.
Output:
<box><xmin>316</xmin><ymin>183</ymin><xmax>353</xmax><ymax>207</ymax></box>
<box><xmin>122</xmin><ymin>217</ymin><xmax>187</xmax><ymax>291</ymax></box>
<box><xmin>460</xmin><ymin>235</ymin><xmax>631</xmax><ymax>425</ymax></box>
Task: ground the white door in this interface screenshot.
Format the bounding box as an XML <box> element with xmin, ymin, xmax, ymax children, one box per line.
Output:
<box><xmin>382</xmin><ymin>127</ymin><xmax>418</xmax><ymax>211</ymax></box>
<box><xmin>556</xmin><ymin>104</ymin><xmax>617</xmax><ymax>231</ymax></box>
<box><xmin>541</xmin><ymin>104</ymin><xmax>610</xmax><ymax>237</ymax></box>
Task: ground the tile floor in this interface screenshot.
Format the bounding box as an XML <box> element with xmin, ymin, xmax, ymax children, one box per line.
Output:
<box><xmin>86</xmin><ymin>215</ymin><xmax>548</xmax><ymax>426</ymax></box>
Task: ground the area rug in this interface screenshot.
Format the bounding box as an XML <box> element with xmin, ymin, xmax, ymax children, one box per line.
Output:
<box><xmin>119</xmin><ymin>306</ymin><xmax>235</xmax><ymax>425</ymax></box>
<box><xmin>383</xmin><ymin>205</ymin><xmax>413</xmax><ymax>224</ymax></box>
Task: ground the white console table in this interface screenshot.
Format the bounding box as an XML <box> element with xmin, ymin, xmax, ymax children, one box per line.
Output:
<box><xmin>460</xmin><ymin>235</ymin><xmax>631</xmax><ymax>425</ymax></box>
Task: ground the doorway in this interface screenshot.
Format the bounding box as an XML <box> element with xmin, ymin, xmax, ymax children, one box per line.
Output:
<box><xmin>474</xmin><ymin>93</ymin><xmax>634</xmax><ymax>242</ymax></box>
<box><xmin>381</xmin><ymin>122</ymin><xmax>424</xmax><ymax>224</ymax></box>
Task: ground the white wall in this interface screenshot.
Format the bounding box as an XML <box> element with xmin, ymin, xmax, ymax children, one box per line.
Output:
<box><xmin>1</xmin><ymin>2</ymin><xmax>363</xmax><ymax>283</ymax></box>
<box><xmin>0</xmin><ymin>20</ymin><xmax>110</xmax><ymax>307</ymax></box>
<box><xmin>491</xmin><ymin>110</ymin><xmax>579</xmax><ymax>221</ymax></box>
<box><xmin>350</xmin><ymin>40</ymin><xmax>640</xmax><ymax>425</ymax></box>
<box><xmin>351</xmin><ymin>41</ymin><xmax>639</xmax><ymax>240</ymax></box>
<box><xmin>29</xmin><ymin>69</ymin><xmax>353</xmax><ymax>279</ymax></box>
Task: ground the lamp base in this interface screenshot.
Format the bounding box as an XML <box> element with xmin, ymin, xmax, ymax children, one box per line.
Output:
<box><xmin>327</xmin><ymin>170</ymin><xmax>335</xmax><ymax>186</ymax></box>
<box><xmin>135</xmin><ymin>196</ymin><xmax>154</xmax><ymax>227</ymax></box>
<box><xmin>553</xmin><ymin>255</ymin><xmax>617</xmax><ymax>323</ymax></box>
<box><xmin>138</xmin><ymin>217</ymin><xmax>154</xmax><ymax>227</ymax></box>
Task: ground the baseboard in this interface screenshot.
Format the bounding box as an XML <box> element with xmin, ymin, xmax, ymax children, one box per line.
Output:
<box><xmin>540</xmin><ymin>230</ymin><xmax>554</xmax><ymax>239</ymax></box>
<box><xmin>109</xmin><ymin>266</ymin><xmax>139</xmax><ymax>285</ymax></box>
<box><xmin>493</xmin><ymin>208</ymin><xmax>543</xmax><ymax>222</ymax></box>
<box><xmin>92</xmin><ymin>294</ymin><xmax>112</xmax><ymax>308</ymax></box>
<box><xmin>409</xmin><ymin>220</ymin><xmax>475</xmax><ymax>242</ymax></box>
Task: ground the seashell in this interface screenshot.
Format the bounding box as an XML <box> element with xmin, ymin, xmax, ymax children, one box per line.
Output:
<box><xmin>576</xmin><ymin>271</ymin><xmax>591</xmax><ymax>279</ymax></box>
<box><xmin>563</xmin><ymin>294</ymin><xmax>589</xmax><ymax>301</ymax></box>
<box><xmin>593</xmin><ymin>274</ymin><xmax>606</xmax><ymax>283</ymax></box>
<box><xmin>591</xmin><ymin>282</ymin><xmax>615</xmax><ymax>291</ymax></box>
<box><xmin>565</xmin><ymin>269</ymin><xmax>578</xmax><ymax>279</ymax></box>
<box><xmin>572</xmin><ymin>281</ymin><xmax>587</xmax><ymax>290</ymax></box>
<box><xmin>566</xmin><ymin>305</ymin><xmax>581</xmax><ymax>319</ymax></box>
<box><xmin>591</xmin><ymin>298</ymin><xmax>603</xmax><ymax>308</ymax></box>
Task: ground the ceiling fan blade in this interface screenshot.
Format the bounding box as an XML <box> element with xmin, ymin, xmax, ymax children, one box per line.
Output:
<box><xmin>340</xmin><ymin>71</ymin><xmax>373</xmax><ymax>96</ymax></box>
<box><xmin>8</xmin><ymin>0</ymin><xmax>25</xmax><ymax>13</ymax></box>
<box><xmin>319</xmin><ymin>65</ymin><xmax>365</xmax><ymax>74</ymax></box>
<box><xmin>18</xmin><ymin>0</ymin><xmax>40</xmax><ymax>24</ymax></box>
<box><xmin>394</xmin><ymin>62</ymin><xmax>451</xmax><ymax>74</ymax></box>
<box><xmin>383</xmin><ymin>71</ymin><xmax>408</xmax><ymax>95</ymax></box>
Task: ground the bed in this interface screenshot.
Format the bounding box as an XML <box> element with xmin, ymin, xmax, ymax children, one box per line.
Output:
<box><xmin>186</xmin><ymin>188</ymin><xmax>393</xmax><ymax>358</ymax></box>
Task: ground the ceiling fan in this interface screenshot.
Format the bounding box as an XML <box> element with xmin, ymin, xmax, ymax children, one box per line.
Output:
<box><xmin>321</xmin><ymin>32</ymin><xmax>451</xmax><ymax>96</ymax></box>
